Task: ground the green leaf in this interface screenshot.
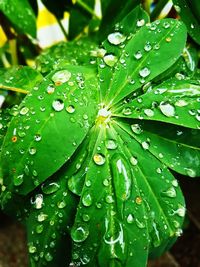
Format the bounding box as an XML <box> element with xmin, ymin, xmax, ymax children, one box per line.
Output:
<box><xmin>99</xmin><ymin>0</ymin><xmax>141</xmax><ymax>40</ymax></box>
<box><xmin>172</xmin><ymin>0</ymin><xmax>200</xmax><ymax>45</ymax></box>
<box><xmin>100</xmin><ymin>19</ymin><xmax>187</xmax><ymax>107</ymax></box>
<box><xmin>0</xmin><ymin>65</ymin><xmax>99</xmax><ymax>195</ymax></box>
<box><xmin>0</xmin><ymin>0</ymin><xmax>36</xmax><ymax>37</ymax></box>
<box><xmin>0</xmin><ymin>66</ymin><xmax>43</xmax><ymax>94</ymax></box>
<box><xmin>36</xmin><ymin>38</ymin><xmax>98</xmax><ymax>74</ymax></box>
<box><xmin>26</xmin><ymin>168</ymin><xmax>78</xmax><ymax>267</ymax></box>
<box><xmin>113</xmin><ymin>121</ymin><xmax>185</xmax><ymax>254</ymax></box>
<box><xmin>98</xmin><ymin>5</ymin><xmax>150</xmax><ymax>101</ymax></box>
<box><xmin>71</xmin><ymin>125</ymin><xmax>149</xmax><ymax>266</ymax></box>
<box><xmin>113</xmin><ymin>78</ymin><xmax>200</xmax><ymax>130</ymax></box>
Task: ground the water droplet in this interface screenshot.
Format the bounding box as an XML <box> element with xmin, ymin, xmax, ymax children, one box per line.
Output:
<box><xmin>71</xmin><ymin>224</ymin><xmax>89</xmax><ymax>242</ymax></box>
<box><xmin>52</xmin><ymin>99</ymin><xmax>64</xmax><ymax>111</ymax></box>
<box><xmin>20</xmin><ymin>106</ymin><xmax>29</xmax><ymax>115</ymax></box>
<box><xmin>82</xmin><ymin>192</ymin><xmax>92</xmax><ymax>207</ymax></box>
<box><xmin>46</xmin><ymin>85</ymin><xmax>55</xmax><ymax>94</ymax></box>
<box><xmin>66</xmin><ymin>105</ymin><xmax>75</xmax><ymax>114</ymax></box>
<box><xmin>52</xmin><ymin>70</ymin><xmax>71</xmax><ymax>84</ymax></box>
<box><xmin>29</xmin><ymin>147</ymin><xmax>37</xmax><ymax>155</ymax></box>
<box><xmin>166</xmin><ymin>37</ymin><xmax>171</xmax><ymax>42</ymax></box>
<box><xmin>174</xmin><ymin>5</ymin><xmax>181</xmax><ymax>12</ymax></box>
<box><xmin>135</xmin><ymin>196</ymin><xmax>142</xmax><ymax>205</ymax></box>
<box><xmin>103</xmin><ymin>54</ymin><xmax>118</xmax><ymax>67</ymax></box>
<box><xmin>175</xmin><ymin>99</ymin><xmax>188</xmax><ymax>107</ymax></box>
<box><xmin>134</xmin><ymin>50</ymin><xmax>142</xmax><ymax>60</ymax></box>
<box><xmin>56</xmin><ymin>200</ymin><xmax>65</xmax><ymax>209</ymax></box>
<box><xmin>28</xmin><ymin>244</ymin><xmax>37</xmax><ymax>254</ymax></box>
<box><xmin>162</xmin><ymin>187</ymin><xmax>176</xmax><ymax>198</ymax></box>
<box><xmin>38</xmin><ymin>212</ymin><xmax>48</xmax><ymax>222</ymax></box>
<box><xmin>175</xmin><ymin>205</ymin><xmax>186</xmax><ymax>217</ymax></box>
<box><xmin>103</xmin><ymin>178</ymin><xmax>109</xmax><ymax>186</ymax></box>
<box><xmin>82</xmin><ymin>214</ymin><xmax>90</xmax><ymax>222</ymax></box>
<box><xmin>105</xmin><ymin>195</ymin><xmax>114</xmax><ymax>204</ymax></box>
<box><xmin>163</xmin><ymin>22</ymin><xmax>170</xmax><ymax>29</ymax></box>
<box><xmin>93</xmin><ymin>153</ymin><xmax>105</xmax><ymax>165</ymax></box>
<box><xmin>31</xmin><ymin>194</ymin><xmax>43</xmax><ymax>209</ymax></box>
<box><xmin>184</xmin><ymin>168</ymin><xmax>196</xmax><ymax>178</ymax></box>
<box><xmin>141</xmin><ymin>141</ymin><xmax>150</xmax><ymax>150</ymax></box>
<box><xmin>144</xmin><ymin>42</ymin><xmax>152</xmax><ymax>51</ymax></box>
<box><xmin>130</xmin><ymin>156</ymin><xmax>138</xmax><ymax>166</ymax></box>
<box><xmin>122</xmin><ymin>107</ymin><xmax>132</xmax><ymax>115</ymax></box>
<box><xmin>41</xmin><ymin>182</ymin><xmax>60</xmax><ymax>194</ymax></box>
<box><xmin>135</xmin><ymin>218</ymin><xmax>145</xmax><ymax>229</ymax></box>
<box><xmin>137</xmin><ymin>19</ymin><xmax>145</xmax><ymax>27</ymax></box>
<box><xmin>45</xmin><ymin>252</ymin><xmax>53</xmax><ymax>262</ymax></box>
<box><xmin>107</xmin><ymin>32</ymin><xmax>126</xmax><ymax>45</ymax></box>
<box><xmin>105</xmin><ymin>139</ymin><xmax>117</xmax><ymax>150</ymax></box>
<box><xmin>34</xmin><ymin>134</ymin><xmax>42</xmax><ymax>142</ymax></box>
<box><xmin>139</xmin><ymin>67</ymin><xmax>150</xmax><ymax>78</ymax></box>
<box><xmin>127</xmin><ymin>214</ymin><xmax>134</xmax><ymax>224</ymax></box>
<box><xmin>36</xmin><ymin>224</ymin><xmax>44</xmax><ymax>234</ymax></box>
<box><xmin>13</xmin><ymin>174</ymin><xmax>24</xmax><ymax>186</ymax></box>
<box><xmin>144</xmin><ymin>109</ymin><xmax>154</xmax><ymax>117</ymax></box>
<box><xmin>131</xmin><ymin>124</ymin><xmax>143</xmax><ymax>134</ymax></box>
<box><xmin>159</xmin><ymin>102</ymin><xmax>175</xmax><ymax>117</ymax></box>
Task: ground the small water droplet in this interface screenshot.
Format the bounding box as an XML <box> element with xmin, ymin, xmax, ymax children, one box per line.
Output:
<box><xmin>144</xmin><ymin>42</ymin><xmax>152</xmax><ymax>51</ymax></box>
<box><xmin>45</xmin><ymin>252</ymin><xmax>53</xmax><ymax>262</ymax></box>
<box><xmin>66</xmin><ymin>105</ymin><xmax>75</xmax><ymax>114</ymax></box>
<box><xmin>184</xmin><ymin>168</ymin><xmax>196</xmax><ymax>177</ymax></box>
<box><xmin>134</xmin><ymin>50</ymin><xmax>142</xmax><ymax>60</ymax></box>
<box><xmin>93</xmin><ymin>153</ymin><xmax>105</xmax><ymax>165</ymax></box>
<box><xmin>57</xmin><ymin>200</ymin><xmax>66</xmax><ymax>209</ymax></box>
<box><xmin>34</xmin><ymin>134</ymin><xmax>42</xmax><ymax>142</ymax></box>
<box><xmin>82</xmin><ymin>192</ymin><xmax>92</xmax><ymax>207</ymax></box>
<box><xmin>144</xmin><ymin>108</ymin><xmax>154</xmax><ymax>117</ymax></box>
<box><xmin>130</xmin><ymin>156</ymin><xmax>138</xmax><ymax>166</ymax></box>
<box><xmin>141</xmin><ymin>141</ymin><xmax>150</xmax><ymax>150</ymax></box>
<box><xmin>41</xmin><ymin>182</ymin><xmax>60</xmax><ymax>194</ymax></box>
<box><xmin>122</xmin><ymin>107</ymin><xmax>132</xmax><ymax>115</ymax></box>
<box><xmin>131</xmin><ymin>124</ymin><xmax>143</xmax><ymax>134</ymax></box>
<box><xmin>137</xmin><ymin>19</ymin><xmax>145</xmax><ymax>27</ymax></box>
<box><xmin>29</xmin><ymin>147</ymin><xmax>37</xmax><ymax>155</ymax></box>
<box><xmin>127</xmin><ymin>214</ymin><xmax>134</xmax><ymax>224</ymax></box>
<box><xmin>105</xmin><ymin>139</ymin><xmax>117</xmax><ymax>150</ymax></box>
<box><xmin>46</xmin><ymin>85</ymin><xmax>55</xmax><ymax>94</ymax></box>
<box><xmin>13</xmin><ymin>174</ymin><xmax>24</xmax><ymax>186</ymax></box>
<box><xmin>162</xmin><ymin>186</ymin><xmax>176</xmax><ymax>198</ymax></box>
<box><xmin>20</xmin><ymin>106</ymin><xmax>29</xmax><ymax>115</ymax></box>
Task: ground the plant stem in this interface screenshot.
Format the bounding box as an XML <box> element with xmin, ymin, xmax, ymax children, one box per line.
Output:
<box><xmin>1</xmin><ymin>54</ymin><xmax>11</xmax><ymax>68</ymax></box>
<box><xmin>0</xmin><ymin>85</ymin><xmax>28</xmax><ymax>94</ymax></box>
<box><xmin>9</xmin><ymin>39</ymin><xmax>18</xmax><ymax>65</ymax></box>
<box><xmin>150</xmin><ymin>0</ymin><xmax>169</xmax><ymax>20</ymax></box>
<box><xmin>56</xmin><ymin>18</ymin><xmax>68</xmax><ymax>40</ymax></box>
<box><xmin>76</xmin><ymin>0</ymin><xmax>99</xmax><ymax>19</ymax></box>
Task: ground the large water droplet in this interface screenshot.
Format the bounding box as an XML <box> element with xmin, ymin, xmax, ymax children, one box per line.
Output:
<box><xmin>159</xmin><ymin>102</ymin><xmax>175</xmax><ymax>117</ymax></box>
<box><xmin>52</xmin><ymin>70</ymin><xmax>71</xmax><ymax>84</ymax></box>
<box><xmin>52</xmin><ymin>99</ymin><xmax>64</xmax><ymax>111</ymax></box>
<box><xmin>103</xmin><ymin>54</ymin><xmax>118</xmax><ymax>67</ymax></box>
<box><xmin>93</xmin><ymin>153</ymin><xmax>106</xmax><ymax>165</ymax></box>
<box><xmin>107</xmin><ymin>32</ymin><xmax>126</xmax><ymax>45</ymax></box>
<box><xmin>71</xmin><ymin>224</ymin><xmax>89</xmax><ymax>242</ymax></box>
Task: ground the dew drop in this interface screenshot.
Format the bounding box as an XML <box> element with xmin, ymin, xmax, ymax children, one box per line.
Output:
<box><xmin>184</xmin><ymin>168</ymin><xmax>196</xmax><ymax>178</ymax></box>
<box><xmin>34</xmin><ymin>134</ymin><xmax>42</xmax><ymax>142</ymax></box>
<box><xmin>71</xmin><ymin>224</ymin><xmax>89</xmax><ymax>242</ymax></box>
<box><xmin>127</xmin><ymin>214</ymin><xmax>134</xmax><ymax>224</ymax></box>
<box><xmin>137</xmin><ymin>19</ymin><xmax>145</xmax><ymax>27</ymax></box>
<box><xmin>144</xmin><ymin>108</ymin><xmax>154</xmax><ymax>117</ymax></box>
<box><xmin>134</xmin><ymin>50</ymin><xmax>142</xmax><ymax>60</ymax></box>
<box><xmin>159</xmin><ymin>102</ymin><xmax>175</xmax><ymax>117</ymax></box>
<box><xmin>45</xmin><ymin>252</ymin><xmax>53</xmax><ymax>262</ymax></box>
<box><xmin>139</xmin><ymin>67</ymin><xmax>150</xmax><ymax>78</ymax></box>
<box><xmin>46</xmin><ymin>85</ymin><xmax>55</xmax><ymax>94</ymax></box>
<box><xmin>66</xmin><ymin>105</ymin><xmax>75</xmax><ymax>114</ymax></box>
<box><xmin>52</xmin><ymin>99</ymin><xmax>64</xmax><ymax>111</ymax></box>
<box><xmin>13</xmin><ymin>174</ymin><xmax>24</xmax><ymax>186</ymax></box>
<box><xmin>29</xmin><ymin>147</ymin><xmax>37</xmax><ymax>155</ymax></box>
<box><xmin>107</xmin><ymin>32</ymin><xmax>126</xmax><ymax>45</ymax></box>
<box><xmin>144</xmin><ymin>42</ymin><xmax>152</xmax><ymax>51</ymax></box>
<box><xmin>141</xmin><ymin>141</ymin><xmax>150</xmax><ymax>150</ymax></box>
<box><xmin>93</xmin><ymin>153</ymin><xmax>105</xmax><ymax>165</ymax></box>
<box><xmin>52</xmin><ymin>70</ymin><xmax>71</xmax><ymax>84</ymax></box>
<box><xmin>131</xmin><ymin>124</ymin><xmax>143</xmax><ymax>134</ymax></box>
<box><xmin>41</xmin><ymin>182</ymin><xmax>60</xmax><ymax>195</ymax></box>
<box><xmin>20</xmin><ymin>106</ymin><xmax>29</xmax><ymax>115</ymax></box>
<box><xmin>161</xmin><ymin>186</ymin><xmax>176</xmax><ymax>198</ymax></box>
<box><xmin>105</xmin><ymin>139</ymin><xmax>117</xmax><ymax>150</ymax></box>
<box><xmin>130</xmin><ymin>156</ymin><xmax>138</xmax><ymax>166</ymax></box>
<box><xmin>103</xmin><ymin>54</ymin><xmax>118</xmax><ymax>67</ymax></box>
<box><xmin>82</xmin><ymin>192</ymin><xmax>92</xmax><ymax>207</ymax></box>
<box><xmin>122</xmin><ymin>107</ymin><xmax>132</xmax><ymax>115</ymax></box>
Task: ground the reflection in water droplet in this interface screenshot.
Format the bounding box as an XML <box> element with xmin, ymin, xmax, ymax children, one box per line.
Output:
<box><xmin>41</xmin><ymin>182</ymin><xmax>60</xmax><ymax>194</ymax></box>
<box><xmin>52</xmin><ymin>99</ymin><xmax>64</xmax><ymax>111</ymax></box>
<box><xmin>137</xmin><ymin>19</ymin><xmax>145</xmax><ymax>27</ymax></box>
<box><xmin>52</xmin><ymin>70</ymin><xmax>71</xmax><ymax>84</ymax></box>
<box><xmin>103</xmin><ymin>54</ymin><xmax>118</xmax><ymax>67</ymax></box>
<box><xmin>139</xmin><ymin>67</ymin><xmax>150</xmax><ymax>78</ymax></box>
<box><xmin>131</xmin><ymin>124</ymin><xmax>143</xmax><ymax>134</ymax></box>
<box><xmin>71</xmin><ymin>224</ymin><xmax>89</xmax><ymax>242</ymax></box>
<box><xmin>159</xmin><ymin>102</ymin><xmax>175</xmax><ymax>117</ymax></box>
<box><xmin>66</xmin><ymin>105</ymin><xmax>75</xmax><ymax>114</ymax></box>
<box><xmin>82</xmin><ymin>192</ymin><xmax>92</xmax><ymax>207</ymax></box>
<box><xmin>105</xmin><ymin>139</ymin><xmax>117</xmax><ymax>150</ymax></box>
<box><xmin>134</xmin><ymin>51</ymin><xmax>142</xmax><ymax>60</ymax></box>
<box><xmin>93</xmin><ymin>153</ymin><xmax>106</xmax><ymax>165</ymax></box>
<box><xmin>107</xmin><ymin>32</ymin><xmax>126</xmax><ymax>45</ymax></box>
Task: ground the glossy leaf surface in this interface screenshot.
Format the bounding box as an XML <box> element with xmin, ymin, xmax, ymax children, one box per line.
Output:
<box><xmin>0</xmin><ymin>0</ymin><xmax>36</xmax><ymax>37</ymax></box>
<box><xmin>1</xmin><ymin>66</ymin><xmax>99</xmax><ymax>195</ymax></box>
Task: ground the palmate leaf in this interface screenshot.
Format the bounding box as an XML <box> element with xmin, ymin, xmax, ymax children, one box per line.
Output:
<box><xmin>0</xmin><ymin>65</ymin><xmax>99</xmax><ymax>195</ymax></box>
<box><xmin>0</xmin><ymin>0</ymin><xmax>36</xmax><ymax>37</ymax></box>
